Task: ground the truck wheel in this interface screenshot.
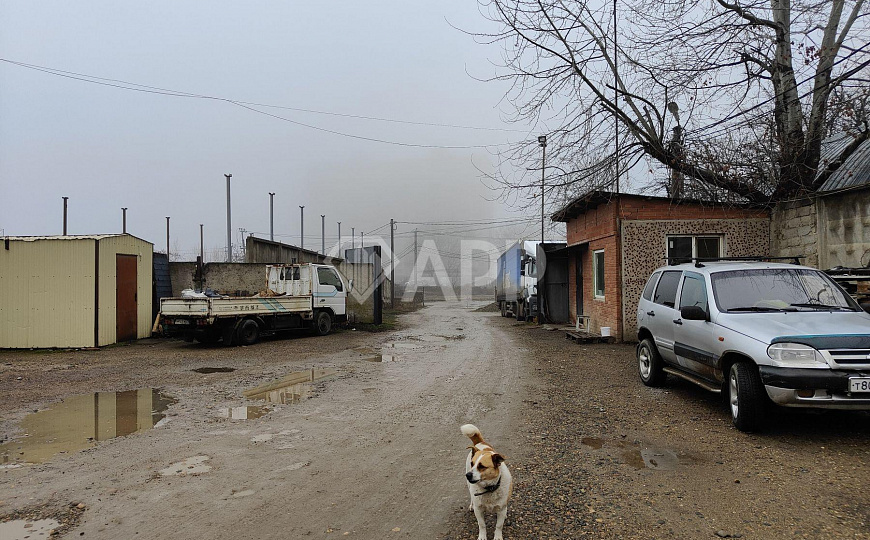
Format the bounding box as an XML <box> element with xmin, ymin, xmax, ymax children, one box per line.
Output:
<box><xmin>238</xmin><ymin>319</ymin><xmax>260</xmax><ymax>346</ymax></box>
<box><xmin>314</xmin><ymin>311</ymin><xmax>333</xmax><ymax>336</ymax></box>
<box><xmin>729</xmin><ymin>362</ymin><xmax>767</xmax><ymax>432</ymax></box>
<box><xmin>637</xmin><ymin>338</ymin><xmax>666</xmax><ymax>387</ymax></box>
<box><xmin>221</xmin><ymin>323</ymin><xmax>236</xmax><ymax>347</ymax></box>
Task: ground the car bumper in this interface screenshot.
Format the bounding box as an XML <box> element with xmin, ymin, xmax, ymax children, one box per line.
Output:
<box><xmin>760</xmin><ymin>366</ymin><xmax>870</xmax><ymax>409</ymax></box>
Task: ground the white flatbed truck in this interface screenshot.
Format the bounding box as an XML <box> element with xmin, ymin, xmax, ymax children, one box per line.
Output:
<box><xmin>160</xmin><ymin>263</ymin><xmax>349</xmax><ymax>346</ymax></box>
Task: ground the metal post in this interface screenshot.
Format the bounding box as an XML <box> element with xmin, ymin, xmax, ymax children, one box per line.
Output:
<box><xmin>200</xmin><ymin>224</ymin><xmax>204</xmax><ymax>262</ymax></box>
<box><xmin>321</xmin><ymin>215</ymin><xmax>326</xmax><ymax>255</ymax></box>
<box><xmin>62</xmin><ymin>197</ymin><xmax>68</xmax><ymax>235</ymax></box>
<box><xmin>351</xmin><ymin>228</ymin><xmax>355</xmax><ymax>250</ymax></box>
<box><xmin>269</xmin><ymin>192</ymin><xmax>275</xmax><ymax>241</ymax></box>
<box><xmin>225</xmin><ymin>174</ymin><xmax>232</xmax><ymax>262</ymax></box>
<box><xmin>299</xmin><ymin>206</ymin><xmax>305</xmax><ymax>249</ymax></box>
<box><xmin>538</xmin><ymin>136</ymin><xmax>547</xmax><ymax>243</ymax></box>
<box><xmin>166</xmin><ymin>217</ymin><xmax>170</xmax><ymax>258</ymax></box>
<box><xmin>122</xmin><ymin>208</ymin><xmax>127</xmax><ymax>234</ymax></box>
<box><xmin>414</xmin><ymin>228</ymin><xmax>418</xmax><ymax>288</ymax></box>
<box><xmin>337</xmin><ymin>222</ymin><xmax>341</xmax><ymax>254</ymax></box>
<box><xmin>390</xmin><ymin>218</ymin><xmax>395</xmax><ymax>308</ymax></box>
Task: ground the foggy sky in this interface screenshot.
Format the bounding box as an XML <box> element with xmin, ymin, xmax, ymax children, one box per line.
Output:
<box><xmin>0</xmin><ymin>1</ymin><xmax>547</xmax><ymax>259</ymax></box>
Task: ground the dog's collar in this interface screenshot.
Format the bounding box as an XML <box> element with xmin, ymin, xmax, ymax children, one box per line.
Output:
<box><xmin>473</xmin><ymin>476</ymin><xmax>501</xmax><ymax>497</ymax></box>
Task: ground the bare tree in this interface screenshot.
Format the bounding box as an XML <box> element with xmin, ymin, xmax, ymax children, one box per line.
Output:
<box><xmin>477</xmin><ymin>0</ymin><xmax>870</xmax><ymax>204</ymax></box>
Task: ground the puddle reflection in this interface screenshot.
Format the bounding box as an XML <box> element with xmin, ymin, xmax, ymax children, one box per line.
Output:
<box><xmin>217</xmin><ymin>405</ymin><xmax>270</xmax><ymax>420</ymax></box>
<box><xmin>242</xmin><ymin>368</ymin><xmax>337</xmax><ymax>405</ymax></box>
<box><xmin>1</xmin><ymin>388</ymin><xmax>176</xmax><ymax>465</ymax></box>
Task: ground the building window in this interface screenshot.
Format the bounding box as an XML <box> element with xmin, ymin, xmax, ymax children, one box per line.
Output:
<box><xmin>593</xmin><ymin>249</ymin><xmax>605</xmax><ymax>299</ymax></box>
<box><xmin>667</xmin><ymin>235</ymin><xmax>722</xmax><ymax>264</ymax></box>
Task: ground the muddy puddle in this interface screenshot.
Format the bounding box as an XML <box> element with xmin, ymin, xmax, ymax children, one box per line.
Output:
<box><xmin>193</xmin><ymin>367</ymin><xmax>236</xmax><ymax>374</ymax></box>
<box><xmin>1</xmin><ymin>388</ymin><xmax>175</xmax><ymax>466</ymax></box>
<box><xmin>622</xmin><ymin>448</ymin><xmax>681</xmax><ymax>470</ymax></box>
<box><xmin>0</xmin><ymin>518</ymin><xmax>60</xmax><ymax>539</ymax></box>
<box><xmin>217</xmin><ymin>405</ymin><xmax>270</xmax><ymax>420</ymax></box>
<box><xmin>242</xmin><ymin>368</ymin><xmax>337</xmax><ymax>405</ymax></box>
<box><xmin>364</xmin><ymin>341</ymin><xmax>448</xmax><ymax>362</ymax></box>
<box><xmin>581</xmin><ymin>437</ymin><xmax>605</xmax><ymax>449</ymax></box>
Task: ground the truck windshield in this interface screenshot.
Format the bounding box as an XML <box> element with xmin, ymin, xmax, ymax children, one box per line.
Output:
<box><xmin>711</xmin><ymin>269</ymin><xmax>857</xmax><ymax>312</ymax></box>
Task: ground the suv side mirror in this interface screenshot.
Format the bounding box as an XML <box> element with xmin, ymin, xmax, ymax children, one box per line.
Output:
<box><xmin>680</xmin><ymin>305</ymin><xmax>708</xmax><ymax>321</ymax></box>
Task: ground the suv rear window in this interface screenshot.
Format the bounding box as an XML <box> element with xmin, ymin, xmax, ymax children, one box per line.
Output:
<box><xmin>642</xmin><ymin>272</ymin><xmax>660</xmax><ymax>301</ymax></box>
<box><xmin>653</xmin><ymin>271</ymin><xmax>682</xmax><ymax>307</ymax></box>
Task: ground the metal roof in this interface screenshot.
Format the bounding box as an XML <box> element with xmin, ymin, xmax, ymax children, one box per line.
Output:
<box><xmin>2</xmin><ymin>234</ymin><xmax>151</xmax><ymax>243</ymax></box>
<box><xmin>817</xmin><ymin>132</ymin><xmax>870</xmax><ymax>193</ymax></box>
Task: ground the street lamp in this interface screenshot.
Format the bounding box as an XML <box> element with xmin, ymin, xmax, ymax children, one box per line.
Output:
<box><xmin>538</xmin><ymin>135</ymin><xmax>547</xmax><ymax>244</ymax></box>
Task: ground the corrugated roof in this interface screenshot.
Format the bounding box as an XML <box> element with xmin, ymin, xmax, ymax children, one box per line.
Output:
<box><xmin>817</xmin><ymin>132</ymin><xmax>870</xmax><ymax>192</ymax></box>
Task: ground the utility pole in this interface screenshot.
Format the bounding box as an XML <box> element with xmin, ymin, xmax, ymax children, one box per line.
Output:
<box><xmin>414</xmin><ymin>228</ymin><xmax>418</xmax><ymax>287</ymax></box>
<box><xmin>121</xmin><ymin>208</ymin><xmax>127</xmax><ymax>234</ymax></box>
<box><xmin>538</xmin><ymin>135</ymin><xmax>547</xmax><ymax>243</ymax></box>
<box><xmin>269</xmin><ymin>192</ymin><xmax>275</xmax><ymax>241</ymax></box>
<box><xmin>199</xmin><ymin>224</ymin><xmax>204</xmax><ymax>262</ymax></box>
<box><xmin>390</xmin><ymin>218</ymin><xmax>395</xmax><ymax>308</ymax></box>
<box><xmin>614</xmin><ymin>0</ymin><xmax>620</xmax><ymax>195</ymax></box>
<box><xmin>321</xmin><ymin>215</ymin><xmax>326</xmax><ymax>255</ymax></box>
<box><xmin>299</xmin><ymin>206</ymin><xmax>305</xmax><ymax>249</ymax></box>
<box><xmin>225</xmin><ymin>174</ymin><xmax>232</xmax><ymax>262</ymax></box>
<box><xmin>351</xmin><ymin>227</ymin><xmax>355</xmax><ymax>251</ymax></box>
<box><xmin>165</xmin><ymin>216</ymin><xmax>170</xmax><ymax>258</ymax></box>
<box><xmin>62</xmin><ymin>196</ymin><xmax>69</xmax><ymax>235</ymax></box>
<box><xmin>337</xmin><ymin>222</ymin><xmax>341</xmax><ymax>256</ymax></box>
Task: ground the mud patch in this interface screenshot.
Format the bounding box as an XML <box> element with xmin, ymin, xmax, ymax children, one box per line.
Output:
<box><xmin>160</xmin><ymin>455</ymin><xmax>211</xmax><ymax>476</ymax></box>
<box><xmin>0</xmin><ymin>518</ymin><xmax>59</xmax><ymax>539</ymax></box>
<box><xmin>1</xmin><ymin>388</ymin><xmax>176</xmax><ymax>466</ymax></box>
<box><xmin>192</xmin><ymin>367</ymin><xmax>236</xmax><ymax>374</ymax></box>
<box><xmin>242</xmin><ymin>368</ymin><xmax>337</xmax><ymax>405</ymax></box>
<box><xmin>217</xmin><ymin>406</ymin><xmax>270</xmax><ymax>420</ymax></box>
<box><xmin>581</xmin><ymin>437</ymin><xmax>605</xmax><ymax>450</ymax></box>
<box><xmin>622</xmin><ymin>448</ymin><xmax>681</xmax><ymax>470</ymax></box>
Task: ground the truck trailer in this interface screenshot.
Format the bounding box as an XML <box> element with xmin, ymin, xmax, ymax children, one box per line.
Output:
<box><xmin>160</xmin><ymin>263</ymin><xmax>349</xmax><ymax>346</ymax></box>
<box><xmin>495</xmin><ymin>240</ymin><xmax>538</xmax><ymax>321</ymax></box>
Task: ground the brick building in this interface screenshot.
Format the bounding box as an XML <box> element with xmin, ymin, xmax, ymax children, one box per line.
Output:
<box><xmin>551</xmin><ymin>191</ymin><xmax>770</xmax><ymax>342</ymax></box>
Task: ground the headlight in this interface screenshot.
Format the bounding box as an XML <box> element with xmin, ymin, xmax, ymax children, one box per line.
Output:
<box><xmin>767</xmin><ymin>343</ymin><xmax>827</xmax><ymax>366</ymax></box>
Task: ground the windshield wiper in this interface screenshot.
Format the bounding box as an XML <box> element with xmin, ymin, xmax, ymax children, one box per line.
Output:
<box><xmin>789</xmin><ymin>303</ymin><xmax>855</xmax><ymax>311</ymax></box>
<box><xmin>726</xmin><ymin>306</ymin><xmax>795</xmax><ymax>312</ymax></box>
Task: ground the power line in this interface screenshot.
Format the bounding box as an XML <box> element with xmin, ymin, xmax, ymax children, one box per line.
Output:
<box><xmin>0</xmin><ymin>58</ymin><xmax>529</xmax><ymax>149</ymax></box>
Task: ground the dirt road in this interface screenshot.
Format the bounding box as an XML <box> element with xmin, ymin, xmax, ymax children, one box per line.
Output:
<box><xmin>443</xmin><ymin>315</ymin><xmax>870</xmax><ymax>540</ymax></box>
<box><xmin>1</xmin><ymin>302</ymin><xmax>539</xmax><ymax>538</ymax></box>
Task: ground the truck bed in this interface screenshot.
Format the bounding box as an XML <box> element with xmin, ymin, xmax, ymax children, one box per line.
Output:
<box><xmin>160</xmin><ymin>296</ymin><xmax>313</xmax><ymax>318</ymax></box>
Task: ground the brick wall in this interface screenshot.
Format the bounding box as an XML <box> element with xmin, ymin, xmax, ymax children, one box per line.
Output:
<box><xmin>561</xmin><ymin>194</ymin><xmax>770</xmax><ymax>341</ymax></box>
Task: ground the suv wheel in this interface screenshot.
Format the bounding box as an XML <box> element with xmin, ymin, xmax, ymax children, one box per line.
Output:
<box><xmin>729</xmin><ymin>362</ymin><xmax>766</xmax><ymax>432</ymax></box>
<box><xmin>637</xmin><ymin>338</ymin><xmax>666</xmax><ymax>387</ymax></box>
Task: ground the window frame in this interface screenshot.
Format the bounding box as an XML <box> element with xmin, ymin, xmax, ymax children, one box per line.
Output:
<box><xmin>317</xmin><ymin>267</ymin><xmax>343</xmax><ymax>291</ymax></box>
<box><xmin>666</xmin><ymin>234</ymin><xmax>724</xmax><ymax>264</ymax></box>
<box><xmin>653</xmin><ymin>270</ymin><xmax>683</xmax><ymax>308</ymax></box>
<box><xmin>593</xmin><ymin>249</ymin><xmax>605</xmax><ymax>300</ymax></box>
<box><xmin>677</xmin><ymin>271</ymin><xmax>709</xmax><ymax>314</ymax></box>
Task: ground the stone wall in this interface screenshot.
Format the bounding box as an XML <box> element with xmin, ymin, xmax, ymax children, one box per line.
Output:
<box><xmin>770</xmin><ymin>199</ymin><xmax>819</xmax><ymax>268</ymax></box>
<box><xmin>818</xmin><ymin>188</ymin><xmax>870</xmax><ymax>269</ymax></box>
<box><xmin>621</xmin><ymin>218</ymin><xmax>770</xmax><ymax>341</ymax></box>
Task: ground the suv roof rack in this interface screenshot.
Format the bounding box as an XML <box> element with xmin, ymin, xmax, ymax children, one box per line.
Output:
<box><xmin>663</xmin><ymin>255</ymin><xmax>804</xmax><ymax>268</ymax></box>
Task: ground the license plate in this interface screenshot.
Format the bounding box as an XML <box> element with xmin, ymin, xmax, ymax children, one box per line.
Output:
<box><xmin>173</xmin><ymin>319</ymin><xmax>190</xmax><ymax>325</ymax></box>
<box><xmin>849</xmin><ymin>377</ymin><xmax>870</xmax><ymax>393</ymax></box>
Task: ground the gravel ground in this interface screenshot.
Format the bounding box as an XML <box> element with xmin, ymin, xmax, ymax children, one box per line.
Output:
<box><xmin>442</xmin><ymin>316</ymin><xmax>870</xmax><ymax>540</ymax></box>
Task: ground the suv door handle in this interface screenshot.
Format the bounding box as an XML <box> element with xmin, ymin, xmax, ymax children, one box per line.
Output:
<box><xmin>646</xmin><ymin>311</ymin><xmax>655</xmax><ymax>317</ymax></box>
<box><xmin>673</xmin><ymin>319</ymin><xmax>683</xmax><ymax>325</ymax></box>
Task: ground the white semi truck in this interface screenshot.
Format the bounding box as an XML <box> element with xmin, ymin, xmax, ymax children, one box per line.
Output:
<box><xmin>495</xmin><ymin>240</ymin><xmax>538</xmax><ymax>320</ymax></box>
<box><xmin>160</xmin><ymin>263</ymin><xmax>349</xmax><ymax>346</ymax></box>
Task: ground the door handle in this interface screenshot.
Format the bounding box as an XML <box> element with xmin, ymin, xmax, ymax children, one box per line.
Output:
<box><xmin>673</xmin><ymin>319</ymin><xmax>683</xmax><ymax>325</ymax></box>
<box><xmin>646</xmin><ymin>311</ymin><xmax>655</xmax><ymax>317</ymax></box>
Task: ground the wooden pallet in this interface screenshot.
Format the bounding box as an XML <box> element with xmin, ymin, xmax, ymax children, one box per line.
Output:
<box><xmin>565</xmin><ymin>330</ymin><xmax>615</xmax><ymax>344</ymax></box>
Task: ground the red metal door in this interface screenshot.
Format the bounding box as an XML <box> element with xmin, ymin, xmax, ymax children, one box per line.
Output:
<box><xmin>116</xmin><ymin>255</ymin><xmax>138</xmax><ymax>342</ymax></box>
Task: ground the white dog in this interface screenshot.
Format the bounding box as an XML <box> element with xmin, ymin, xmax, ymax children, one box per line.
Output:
<box><xmin>461</xmin><ymin>424</ymin><xmax>513</xmax><ymax>540</ymax></box>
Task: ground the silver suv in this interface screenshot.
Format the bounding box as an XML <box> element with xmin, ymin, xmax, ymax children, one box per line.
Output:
<box><xmin>636</xmin><ymin>260</ymin><xmax>870</xmax><ymax>432</ymax></box>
